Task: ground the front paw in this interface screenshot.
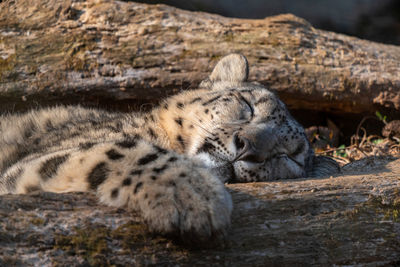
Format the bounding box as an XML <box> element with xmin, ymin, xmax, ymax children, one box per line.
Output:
<box><xmin>136</xmin><ymin>167</ymin><xmax>232</xmax><ymax>241</ymax></box>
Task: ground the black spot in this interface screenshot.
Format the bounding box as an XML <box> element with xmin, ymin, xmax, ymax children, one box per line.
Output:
<box><xmin>87</xmin><ymin>162</ymin><xmax>110</xmax><ymax>190</ymax></box>
<box><xmin>45</xmin><ymin>119</ymin><xmax>53</xmax><ymax>130</ymax></box>
<box><xmin>138</xmin><ymin>153</ymin><xmax>158</xmax><ymax>165</ymax></box>
<box><xmin>155</xmin><ymin>146</ymin><xmax>168</xmax><ymax>154</ymax></box>
<box><xmin>79</xmin><ymin>142</ymin><xmax>95</xmax><ymax>150</ymax></box>
<box><xmin>111</xmin><ymin>188</ymin><xmax>119</xmax><ymax>199</ymax></box>
<box><xmin>153</xmin><ymin>164</ymin><xmax>168</xmax><ymax>174</ymax></box>
<box><xmin>168</xmin><ymin>156</ymin><xmax>178</xmax><ymax>162</ymax></box>
<box><xmin>25</xmin><ymin>185</ymin><xmax>40</xmax><ymax>193</ymax></box>
<box><xmin>116</xmin><ymin>137</ymin><xmax>137</xmax><ymax>149</ymax></box>
<box><xmin>39</xmin><ymin>154</ymin><xmax>70</xmax><ymax>181</ymax></box>
<box><xmin>197</xmin><ymin>141</ymin><xmax>215</xmax><ymax>153</ymax></box>
<box><xmin>106</xmin><ymin>125</ymin><xmax>120</xmax><ymax>133</ymax></box>
<box><xmin>176</xmin><ymin>102</ymin><xmax>184</xmax><ymax>109</ymax></box>
<box><xmin>176</xmin><ymin>135</ymin><xmax>185</xmax><ymax>148</ymax></box>
<box><xmin>293</xmin><ymin>142</ymin><xmax>305</xmax><ymax>156</ymax></box>
<box><xmin>222</xmin><ymin>98</ymin><xmax>232</xmax><ymax>102</ymax></box>
<box><xmin>147</xmin><ymin>128</ymin><xmax>158</xmax><ymax>139</ymax></box>
<box><xmin>23</xmin><ymin>122</ymin><xmax>36</xmax><ymax>139</ymax></box>
<box><xmin>168</xmin><ymin>180</ymin><xmax>176</xmax><ymax>187</ymax></box>
<box><xmin>179</xmin><ymin>173</ymin><xmax>186</xmax><ymax>177</ymax></box>
<box><xmin>134</xmin><ymin>182</ymin><xmax>143</xmax><ymax>194</ymax></box>
<box><xmin>68</xmin><ymin>132</ymin><xmax>81</xmax><ymax>138</ymax></box>
<box><xmin>116</xmin><ymin>121</ymin><xmax>123</xmax><ymax>130</ymax></box>
<box><xmin>107</xmin><ymin>122</ymin><xmax>123</xmax><ymax>132</ymax></box>
<box><xmin>130</xmin><ymin>169</ymin><xmax>143</xmax><ymax>176</ymax></box>
<box><xmin>122</xmin><ymin>177</ymin><xmax>132</xmax><ymax>186</ymax></box>
<box><xmin>189</xmin><ymin>97</ymin><xmax>202</xmax><ymax>104</ymax></box>
<box><xmin>33</xmin><ymin>138</ymin><xmax>41</xmax><ymax>145</ymax></box>
<box><xmin>202</xmin><ymin>95</ymin><xmax>221</xmax><ymax>106</ymax></box>
<box><xmin>4</xmin><ymin>168</ymin><xmax>23</xmax><ymax>192</ymax></box>
<box><xmin>204</xmin><ymin>109</ymin><xmax>209</xmax><ymax>114</ymax></box>
<box><xmin>163</xmin><ymin>103</ymin><xmax>169</xmax><ymax>110</ymax></box>
<box><xmin>174</xmin><ymin>117</ymin><xmax>183</xmax><ymax>127</ymax></box>
<box><xmin>151</xmin><ymin>176</ymin><xmax>157</xmax><ymax>180</ymax></box>
<box><xmin>241</xmin><ymin>89</ymin><xmax>253</xmax><ymax>94</ymax></box>
<box><xmin>106</xmin><ymin>149</ymin><xmax>125</xmax><ymax>160</ymax></box>
<box><xmin>255</xmin><ymin>96</ymin><xmax>271</xmax><ymax>105</ymax></box>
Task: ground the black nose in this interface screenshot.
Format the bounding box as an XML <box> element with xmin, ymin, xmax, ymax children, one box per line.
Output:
<box><xmin>233</xmin><ymin>134</ymin><xmax>264</xmax><ymax>163</ymax></box>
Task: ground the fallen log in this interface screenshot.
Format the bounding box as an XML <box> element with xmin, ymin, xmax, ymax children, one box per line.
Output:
<box><xmin>0</xmin><ymin>0</ymin><xmax>400</xmax><ymax>115</ymax></box>
<box><xmin>1</xmin><ymin>156</ymin><xmax>399</xmax><ymax>265</ymax></box>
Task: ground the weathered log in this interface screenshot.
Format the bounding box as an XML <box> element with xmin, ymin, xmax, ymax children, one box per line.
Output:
<box><xmin>0</xmin><ymin>0</ymin><xmax>400</xmax><ymax>114</ymax></box>
<box><xmin>1</xmin><ymin>157</ymin><xmax>399</xmax><ymax>265</ymax></box>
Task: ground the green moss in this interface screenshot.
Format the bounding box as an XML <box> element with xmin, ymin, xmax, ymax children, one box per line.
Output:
<box><xmin>210</xmin><ymin>54</ymin><xmax>222</xmax><ymax>61</ymax></box>
<box><xmin>224</xmin><ymin>31</ymin><xmax>234</xmax><ymax>42</ymax></box>
<box><xmin>6</xmin><ymin>30</ymin><xmax>99</xmax><ymax>74</ymax></box>
<box><xmin>111</xmin><ymin>222</ymin><xmax>148</xmax><ymax>250</ymax></box>
<box><xmin>54</xmin><ymin>225</ymin><xmax>111</xmax><ymax>266</ymax></box>
<box><xmin>385</xmin><ymin>208</ymin><xmax>400</xmax><ymax>221</ymax></box>
<box><xmin>30</xmin><ymin>217</ymin><xmax>45</xmax><ymax>226</ymax></box>
<box><xmin>0</xmin><ymin>32</ymin><xmax>71</xmax><ymax>86</ymax></box>
<box><xmin>347</xmin><ymin>193</ymin><xmax>400</xmax><ymax>222</ymax></box>
<box><xmin>64</xmin><ymin>55</ymin><xmax>87</xmax><ymax>71</ymax></box>
<box><xmin>111</xmin><ymin>222</ymin><xmax>182</xmax><ymax>253</ymax></box>
<box><xmin>15</xmin><ymin>34</ymin><xmax>66</xmax><ymax>67</ymax></box>
<box><xmin>0</xmin><ymin>54</ymin><xmax>17</xmax><ymax>81</ymax></box>
<box><xmin>63</xmin><ymin>33</ymin><xmax>99</xmax><ymax>71</ymax></box>
<box><xmin>53</xmin><ymin>221</ymin><xmax>190</xmax><ymax>266</ymax></box>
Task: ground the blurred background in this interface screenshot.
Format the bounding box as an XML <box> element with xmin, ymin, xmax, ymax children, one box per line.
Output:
<box><xmin>135</xmin><ymin>0</ymin><xmax>400</xmax><ymax>45</ymax></box>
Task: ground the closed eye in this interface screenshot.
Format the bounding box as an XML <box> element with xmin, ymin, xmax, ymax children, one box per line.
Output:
<box><xmin>238</xmin><ymin>95</ymin><xmax>254</xmax><ymax>119</ymax></box>
<box><xmin>292</xmin><ymin>142</ymin><xmax>305</xmax><ymax>156</ymax></box>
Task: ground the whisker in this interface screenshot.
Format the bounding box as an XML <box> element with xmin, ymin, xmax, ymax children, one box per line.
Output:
<box><xmin>172</xmin><ymin>111</ymin><xmax>215</xmax><ymax>136</ymax></box>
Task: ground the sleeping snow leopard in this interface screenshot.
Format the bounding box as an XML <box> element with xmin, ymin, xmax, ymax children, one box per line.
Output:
<box><xmin>0</xmin><ymin>54</ymin><xmax>339</xmax><ymax>239</ymax></box>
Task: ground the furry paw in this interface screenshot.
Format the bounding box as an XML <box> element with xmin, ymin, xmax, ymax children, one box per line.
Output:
<box><xmin>136</xmin><ymin>167</ymin><xmax>232</xmax><ymax>240</ymax></box>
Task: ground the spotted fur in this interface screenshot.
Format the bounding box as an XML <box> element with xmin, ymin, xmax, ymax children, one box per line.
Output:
<box><xmin>0</xmin><ymin>54</ymin><xmax>339</xmax><ymax>239</ymax></box>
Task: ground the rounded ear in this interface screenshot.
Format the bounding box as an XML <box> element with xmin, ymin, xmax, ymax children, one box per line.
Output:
<box><xmin>200</xmin><ymin>54</ymin><xmax>249</xmax><ymax>88</ymax></box>
<box><xmin>306</xmin><ymin>155</ymin><xmax>341</xmax><ymax>178</ymax></box>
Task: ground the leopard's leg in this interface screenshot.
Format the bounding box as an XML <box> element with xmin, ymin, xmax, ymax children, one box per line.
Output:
<box><xmin>0</xmin><ymin>137</ymin><xmax>232</xmax><ymax>238</ymax></box>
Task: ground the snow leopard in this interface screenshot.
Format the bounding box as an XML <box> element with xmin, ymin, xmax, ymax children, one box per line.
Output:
<box><xmin>0</xmin><ymin>54</ymin><xmax>339</xmax><ymax>239</ymax></box>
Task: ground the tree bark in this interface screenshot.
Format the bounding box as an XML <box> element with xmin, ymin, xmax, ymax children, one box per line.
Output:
<box><xmin>1</xmin><ymin>157</ymin><xmax>399</xmax><ymax>265</ymax></box>
<box><xmin>0</xmin><ymin>0</ymin><xmax>400</xmax><ymax>114</ymax></box>
<box><xmin>1</xmin><ymin>1</ymin><xmax>400</xmax><ymax>265</ymax></box>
